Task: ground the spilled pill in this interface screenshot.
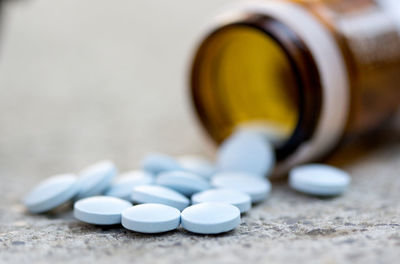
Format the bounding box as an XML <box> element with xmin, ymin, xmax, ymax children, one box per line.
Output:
<box><xmin>23</xmin><ymin>123</ymin><xmax>352</xmax><ymax>238</ymax></box>
<box><xmin>211</xmin><ymin>172</ymin><xmax>271</xmax><ymax>203</ymax></box>
<box><xmin>142</xmin><ymin>153</ymin><xmax>181</xmax><ymax>175</ymax></box>
<box><xmin>105</xmin><ymin>170</ymin><xmax>154</xmax><ymax>201</ymax></box>
<box><xmin>24</xmin><ymin>174</ymin><xmax>79</xmax><ymax>213</ymax></box>
<box><xmin>192</xmin><ymin>189</ymin><xmax>251</xmax><ymax>213</ymax></box>
<box><xmin>181</xmin><ymin>202</ymin><xmax>241</xmax><ymax>234</ymax></box>
<box><xmin>131</xmin><ymin>185</ymin><xmax>189</xmax><ymax>211</ymax></box>
<box><xmin>122</xmin><ymin>203</ymin><xmax>181</xmax><ymax>233</ymax></box>
<box><xmin>75</xmin><ymin>160</ymin><xmax>117</xmax><ymax>200</ymax></box>
<box><xmin>74</xmin><ymin>196</ymin><xmax>132</xmax><ymax>225</ymax></box>
<box><xmin>289</xmin><ymin>164</ymin><xmax>351</xmax><ymax>196</ymax></box>
<box><xmin>156</xmin><ymin>170</ymin><xmax>210</xmax><ymax>196</ymax></box>
<box><xmin>178</xmin><ymin>155</ymin><xmax>216</xmax><ymax>179</ymax></box>
<box><xmin>217</xmin><ymin>130</ymin><xmax>275</xmax><ymax>178</ymax></box>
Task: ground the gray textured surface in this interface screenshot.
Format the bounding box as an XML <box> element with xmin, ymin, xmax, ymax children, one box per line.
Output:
<box><xmin>0</xmin><ymin>1</ymin><xmax>400</xmax><ymax>263</ymax></box>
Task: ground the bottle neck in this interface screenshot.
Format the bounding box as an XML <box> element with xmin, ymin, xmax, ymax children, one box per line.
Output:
<box><xmin>229</xmin><ymin>14</ymin><xmax>323</xmax><ymax>161</ymax></box>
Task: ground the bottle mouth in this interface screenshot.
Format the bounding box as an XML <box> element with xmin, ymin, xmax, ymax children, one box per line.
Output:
<box><xmin>191</xmin><ymin>14</ymin><xmax>323</xmax><ymax>161</ymax></box>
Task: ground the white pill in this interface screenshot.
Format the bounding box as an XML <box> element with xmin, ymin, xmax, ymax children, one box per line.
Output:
<box><xmin>178</xmin><ymin>155</ymin><xmax>216</xmax><ymax>179</ymax></box>
<box><xmin>24</xmin><ymin>174</ymin><xmax>79</xmax><ymax>213</ymax></box>
<box><xmin>156</xmin><ymin>171</ymin><xmax>210</xmax><ymax>196</ymax></box>
<box><xmin>74</xmin><ymin>196</ymin><xmax>132</xmax><ymax>225</ymax></box>
<box><xmin>217</xmin><ymin>130</ymin><xmax>275</xmax><ymax>178</ymax></box>
<box><xmin>289</xmin><ymin>164</ymin><xmax>351</xmax><ymax>196</ymax></box>
<box><xmin>122</xmin><ymin>204</ymin><xmax>181</xmax><ymax>233</ymax></box>
<box><xmin>131</xmin><ymin>185</ymin><xmax>189</xmax><ymax>211</ymax></box>
<box><xmin>142</xmin><ymin>153</ymin><xmax>182</xmax><ymax>175</ymax></box>
<box><xmin>181</xmin><ymin>203</ymin><xmax>240</xmax><ymax>234</ymax></box>
<box><xmin>211</xmin><ymin>172</ymin><xmax>271</xmax><ymax>203</ymax></box>
<box><xmin>105</xmin><ymin>170</ymin><xmax>154</xmax><ymax>200</ymax></box>
<box><xmin>75</xmin><ymin>160</ymin><xmax>117</xmax><ymax>200</ymax></box>
<box><xmin>192</xmin><ymin>189</ymin><xmax>251</xmax><ymax>213</ymax></box>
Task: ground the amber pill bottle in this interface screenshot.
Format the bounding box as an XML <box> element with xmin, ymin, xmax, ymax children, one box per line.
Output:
<box><xmin>190</xmin><ymin>0</ymin><xmax>400</xmax><ymax>173</ymax></box>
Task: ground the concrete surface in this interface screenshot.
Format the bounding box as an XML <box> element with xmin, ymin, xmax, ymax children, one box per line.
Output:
<box><xmin>0</xmin><ymin>1</ymin><xmax>399</xmax><ymax>263</ymax></box>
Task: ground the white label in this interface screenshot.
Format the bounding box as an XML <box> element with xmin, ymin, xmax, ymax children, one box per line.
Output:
<box><xmin>337</xmin><ymin>3</ymin><xmax>400</xmax><ymax>66</ymax></box>
<box><xmin>378</xmin><ymin>0</ymin><xmax>400</xmax><ymax>33</ymax></box>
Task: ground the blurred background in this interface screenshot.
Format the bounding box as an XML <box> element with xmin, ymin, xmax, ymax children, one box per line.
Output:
<box><xmin>0</xmin><ymin>0</ymin><xmax>243</xmax><ymax>185</ymax></box>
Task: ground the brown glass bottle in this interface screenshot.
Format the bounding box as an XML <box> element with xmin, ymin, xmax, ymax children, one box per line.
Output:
<box><xmin>190</xmin><ymin>0</ymin><xmax>400</xmax><ymax>173</ymax></box>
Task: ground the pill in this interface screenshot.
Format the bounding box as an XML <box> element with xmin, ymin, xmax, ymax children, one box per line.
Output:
<box><xmin>142</xmin><ymin>153</ymin><xmax>182</xmax><ymax>175</ymax></box>
<box><xmin>217</xmin><ymin>130</ymin><xmax>275</xmax><ymax>178</ymax></box>
<box><xmin>289</xmin><ymin>164</ymin><xmax>351</xmax><ymax>196</ymax></box>
<box><xmin>211</xmin><ymin>172</ymin><xmax>271</xmax><ymax>203</ymax></box>
<box><xmin>192</xmin><ymin>189</ymin><xmax>251</xmax><ymax>213</ymax></box>
<box><xmin>75</xmin><ymin>160</ymin><xmax>117</xmax><ymax>200</ymax></box>
<box><xmin>121</xmin><ymin>203</ymin><xmax>181</xmax><ymax>233</ymax></box>
<box><xmin>24</xmin><ymin>174</ymin><xmax>79</xmax><ymax>213</ymax></box>
<box><xmin>74</xmin><ymin>196</ymin><xmax>132</xmax><ymax>225</ymax></box>
<box><xmin>181</xmin><ymin>203</ymin><xmax>240</xmax><ymax>234</ymax></box>
<box><xmin>156</xmin><ymin>171</ymin><xmax>210</xmax><ymax>196</ymax></box>
<box><xmin>178</xmin><ymin>155</ymin><xmax>216</xmax><ymax>179</ymax></box>
<box><xmin>131</xmin><ymin>185</ymin><xmax>189</xmax><ymax>211</ymax></box>
<box><xmin>105</xmin><ymin>170</ymin><xmax>154</xmax><ymax>200</ymax></box>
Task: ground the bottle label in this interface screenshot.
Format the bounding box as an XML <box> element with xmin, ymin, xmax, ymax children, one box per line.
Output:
<box><xmin>336</xmin><ymin>2</ymin><xmax>400</xmax><ymax>67</ymax></box>
<box><xmin>306</xmin><ymin>0</ymin><xmax>400</xmax><ymax>132</ymax></box>
<box><xmin>378</xmin><ymin>0</ymin><xmax>400</xmax><ymax>33</ymax></box>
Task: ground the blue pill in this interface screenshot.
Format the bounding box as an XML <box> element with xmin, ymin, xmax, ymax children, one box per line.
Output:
<box><xmin>121</xmin><ymin>203</ymin><xmax>181</xmax><ymax>233</ymax></box>
<box><xmin>75</xmin><ymin>160</ymin><xmax>117</xmax><ymax>200</ymax></box>
<box><xmin>105</xmin><ymin>170</ymin><xmax>154</xmax><ymax>200</ymax></box>
<box><xmin>24</xmin><ymin>174</ymin><xmax>79</xmax><ymax>213</ymax></box>
<box><xmin>192</xmin><ymin>189</ymin><xmax>251</xmax><ymax>213</ymax></box>
<box><xmin>178</xmin><ymin>155</ymin><xmax>216</xmax><ymax>179</ymax></box>
<box><xmin>211</xmin><ymin>172</ymin><xmax>271</xmax><ymax>203</ymax></box>
<box><xmin>181</xmin><ymin>202</ymin><xmax>241</xmax><ymax>234</ymax></box>
<box><xmin>156</xmin><ymin>171</ymin><xmax>210</xmax><ymax>196</ymax></box>
<box><xmin>217</xmin><ymin>130</ymin><xmax>275</xmax><ymax>178</ymax></box>
<box><xmin>289</xmin><ymin>164</ymin><xmax>351</xmax><ymax>196</ymax></box>
<box><xmin>131</xmin><ymin>185</ymin><xmax>189</xmax><ymax>211</ymax></box>
<box><xmin>141</xmin><ymin>153</ymin><xmax>182</xmax><ymax>175</ymax></box>
<box><xmin>74</xmin><ymin>196</ymin><xmax>132</xmax><ymax>225</ymax></box>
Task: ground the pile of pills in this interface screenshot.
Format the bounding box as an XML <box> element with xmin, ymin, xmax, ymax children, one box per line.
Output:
<box><xmin>23</xmin><ymin>130</ymin><xmax>351</xmax><ymax>234</ymax></box>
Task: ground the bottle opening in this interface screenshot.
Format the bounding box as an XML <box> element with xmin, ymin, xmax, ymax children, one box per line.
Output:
<box><xmin>191</xmin><ymin>15</ymin><xmax>322</xmax><ymax>161</ymax></box>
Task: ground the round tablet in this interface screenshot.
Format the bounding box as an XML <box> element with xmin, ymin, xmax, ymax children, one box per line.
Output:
<box><xmin>217</xmin><ymin>130</ymin><xmax>275</xmax><ymax>178</ymax></box>
<box><xmin>211</xmin><ymin>172</ymin><xmax>271</xmax><ymax>203</ymax></box>
<box><xmin>141</xmin><ymin>153</ymin><xmax>182</xmax><ymax>175</ymax></box>
<box><xmin>74</xmin><ymin>196</ymin><xmax>132</xmax><ymax>225</ymax></box>
<box><xmin>131</xmin><ymin>185</ymin><xmax>189</xmax><ymax>211</ymax></box>
<box><xmin>75</xmin><ymin>160</ymin><xmax>117</xmax><ymax>200</ymax></box>
<box><xmin>181</xmin><ymin>203</ymin><xmax>241</xmax><ymax>234</ymax></box>
<box><xmin>178</xmin><ymin>155</ymin><xmax>216</xmax><ymax>179</ymax></box>
<box><xmin>24</xmin><ymin>174</ymin><xmax>79</xmax><ymax>213</ymax></box>
<box><xmin>105</xmin><ymin>170</ymin><xmax>154</xmax><ymax>200</ymax></box>
<box><xmin>121</xmin><ymin>204</ymin><xmax>180</xmax><ymax>233</ymax></box>
<box><xmin>192</xmin><ymin>189</ymin><xmax>251</xmax><ymax>213</ymax></box>
<box><xmin>156</xmin><ymin>171</ymin><xmax>210</xmax><ymax>196</ymax></box>
<box><xmin>289</xmin><ymin>164</ymin><xmax>351</xmax><ymax>196</ymax></box>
